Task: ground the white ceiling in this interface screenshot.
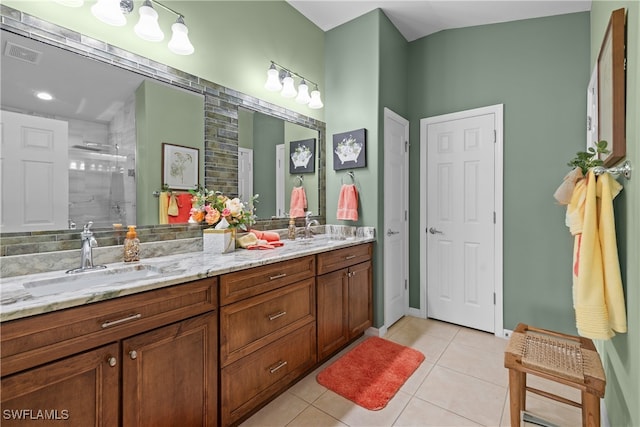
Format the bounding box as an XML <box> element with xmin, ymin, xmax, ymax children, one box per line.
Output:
<box><xmin>287</xmin><ymin>0</ymin><xmax>592</xmax><ymax>42</ymax></box>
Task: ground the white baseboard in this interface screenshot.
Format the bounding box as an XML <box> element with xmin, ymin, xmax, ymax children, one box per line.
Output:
<box><xmin>502</xmin><ymin>328</ymin><xmax>513</xmax><ymax>339</ymax></box>
<box><xmin>601</xmin><ymin>399</ymin><xmax>610</xmax><ymax>427</ymax></box>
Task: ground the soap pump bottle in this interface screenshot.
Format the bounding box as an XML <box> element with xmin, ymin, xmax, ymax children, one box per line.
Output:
<box><xmin>288</xmin><ymin>217</ymin><xmax>296</xmax><ymax>240</ymax></box>
<box><xmin>124</xmin><ymin>225</ymin><xmax>140</xmax><ymax>262</ymax></box>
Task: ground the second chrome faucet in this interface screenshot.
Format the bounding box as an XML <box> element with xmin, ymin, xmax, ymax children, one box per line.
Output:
<box><xmin>66</xmin><ymin>221</ymin><xmax>107</xmax><ymax>274</ymax></box>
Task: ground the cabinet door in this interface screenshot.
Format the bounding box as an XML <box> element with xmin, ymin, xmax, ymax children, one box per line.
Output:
<box><xmin>348</xmin><ymin>261</ymin><xmax>372</xmax><ymax>338</ymax></box>
<box><xmin>1</xmin><ymin>343</ymin><xmax>119</xmax><ymax>427</ymax></box>
<box><xmin>122</xmin><ymin>313</ymin><xmax>217</xmax><ymax>427</ymax></box>
<box><xmin>317</xmin><ymin>268</ymin><xmax>348</xmax><ymax>360</ymax></box>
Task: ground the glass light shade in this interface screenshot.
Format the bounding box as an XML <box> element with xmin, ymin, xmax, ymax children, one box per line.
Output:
<box><xmin>264</xmin><ymin>65</ymin><xmax>282</xmax><ymax>92</ymax></box>
<box><xmin>168</xmin><ymin>18</ymin><xmax>194</xmax><ymax>55</ymax></box>
<box><xmin>53</xmin><ymin>0</ymin><xmax>84</xmax><ymax>7</ymax></box>
<box><xmin>295</xmin><ymin>80</ymin><xmax>311</xmax><ymax>104</ymax></box>
<box><xmin>134</xmin><ymin>1</ymin><xmax>164</xmax><ymax>42</ymax></box>
<box><xmin>91</xmin><ymin>0</ymin><xmax>126</xmax><ymax>26</ymax></box>
<box><xmin>280</xmin><ymin>73</ymin><xmax>297</xmax><ymax>98</ymax></box>
<box><xmin>308</xmin><ymin>88</ymin><xmax>323</xmax><ymax>109</ymax></box>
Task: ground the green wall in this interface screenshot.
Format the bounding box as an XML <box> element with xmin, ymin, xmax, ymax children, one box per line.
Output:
<box><xmin>2</xmin><ymin>1</ymin><xmax>325</xmax><ymax>122</ymax></box>
<box><xmin>136</xmin><ymin>80</ymin><xmax>204</xmax><ymax>225</ymax></box>
<box><xmin>590</xmin><ymin>3</ymin><xmax>639</xmax><ymax>426</ymax></box>
<box><xmin>407</xmin><ymin>13</ymin><xmax>591</xmax><ymax>333</ymax></box>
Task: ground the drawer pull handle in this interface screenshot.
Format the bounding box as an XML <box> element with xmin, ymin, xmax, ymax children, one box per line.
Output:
<box><xmin>345</xmin><ymin>255</ymin><xmax>356</xmax><ymax>260</ymax></box>
<box><xmin>269</xmin><ymin>273</ymin><xmax>287</xmax><ymax>280</ymax></box>
<box><xmin>268</xmin><ymin>311</ymin><xmax>287</xmax><ymax>321</ymax></box>
<box><xmin>269</xmin><ymin>360</ymin><xmax>288</xmax><ymax>374</ymax></box>
<box><xmin>101</xmin><ymin>313</ymin><xmax>142</xmax><ymax>328</ymax></box>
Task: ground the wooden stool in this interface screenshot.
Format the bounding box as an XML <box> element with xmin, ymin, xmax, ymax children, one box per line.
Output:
<box><xmin>504</xmin><ymin>323</ymin><xmax>606</xmax><ymax>427</ymax></box>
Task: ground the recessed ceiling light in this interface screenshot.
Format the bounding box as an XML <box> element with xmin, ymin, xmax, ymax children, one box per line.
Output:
<box><xmin>36</xmin><ymin>92</ymin><xmax>53</xmax><ymax>101</ymax></box>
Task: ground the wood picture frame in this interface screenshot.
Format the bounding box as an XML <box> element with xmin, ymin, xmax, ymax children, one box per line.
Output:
<box><xmin>597</xmin><ymin>8</ymin><xmax>626</xmax><ymax>167</ymax></box>
<box><xmin>162</xmin><ymin>143</ymin><xmax>199</xmax><ymax>190</ymax></box>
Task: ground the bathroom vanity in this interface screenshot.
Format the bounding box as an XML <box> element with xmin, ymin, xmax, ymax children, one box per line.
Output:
<box><xmin>0</xmin><ymin>236</ymin><xmax>373</xmax><ymax>426</ymax></box>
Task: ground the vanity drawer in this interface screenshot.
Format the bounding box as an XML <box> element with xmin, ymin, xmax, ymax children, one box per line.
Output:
<box><xmin>1</xmin><ymin>278</ymin><xmax>217</xmax><ymax>376</ymax></box>
<box><xmin>317</xmin><ymin>243</ymin><xmax>373</xmax><ymax>275</ymax></box>
<box><xmin>220</xmin><ymin>278</ymin><xmax>315</xmax><ymax>367</ymax></box>
<box><xmin>220</xmin><ymin>322</ymin><xmax>317</xmax><ymax>426</ymax></box>
<box><xmin>220</xmin><ymin>255</ymin><xmax>315</xmax><ymax>305</ymax></box>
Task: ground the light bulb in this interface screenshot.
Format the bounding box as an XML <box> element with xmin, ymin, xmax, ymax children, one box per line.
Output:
<box><xmin>134</xmin><ymin>0</ymin><xmax>164</xmax><ymax>42</ymax></box>
<box><xmin>308</xmin><ymin>86</ymin><xmax>323</xmax><ymax>109</ymax></box>
<box><xmin>295</xmin><ymin>79</ymin><xmax>311</xmax><ymax>104</ymax></box>
<box><xmin>168</xmin><ymin>17</ymin><xmax>194</xmax><ymax>55</ymax></box>
<box><xmin>264</xmin><ymin>64</ymin><xmax>282</xmax><ymax>91</ymax></box>
<box><xmin>280</xmin><ymin>72</ymin><xmax>297</xmax><ymax>98</ymax></box>
<box><xmin>91</xmin><ymin>0</ymin><xmax>126</xmax><ymax>26</ymax></box>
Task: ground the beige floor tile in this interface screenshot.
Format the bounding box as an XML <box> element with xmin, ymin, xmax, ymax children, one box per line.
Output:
<box><xmin>395</xmin><ymin>397</ymin><xmax>483</xmax><ymax>426</ymax></box>
<box><xmin>438</xmin><ymin>341</ymin><xmax>509</xmax><ymax>387</ymax></box>
<box><xmin>526</xmin><ymin>375</ymin><xmax>582</xmax><ymax>403</ymax></box>
<box><xmin>500</xmin><ymin>392</ymin><xmax>583</xmax><ymax>427</ymax></box>
<box><xmin>398</xmin><ymin>361</ymin><xmax>435</xmax><ymax>396</ymax></box>
<box><xmin>387</xmin><ymin>330</ymin><xmax>451</xmax><ymax>363</ymax></box>
<box><xmin>415</xmin><ymin>365</ymin><xmax>507</xmax><ymax>426</ymax></box>
<box><xmin>287</xmin><ymin>370</ymin><xmax>328</xmax><ymax>404</ymax></box>
<box><xmin>313</xmin><ymin>388</ymin><xmax>412</xmax><ymax>427</ymax></box>
<box><xmin>287</xmin><ymin>406</ymin><xmax>347</xmax><ymax>427</ymax></box>
<box><xmin>398</xmin><ymin>317</ymin><xmax>461</xmax><ymax>342</ymax></box>
<box><xmin>239</xmin><ymin>392</ymin><xmax>308</xmax><ymax>427</ymax></box>
<box><xmin>453</xmin><ymin>327</ymin><xmax>508</xmax><ymax>355</ymax></box>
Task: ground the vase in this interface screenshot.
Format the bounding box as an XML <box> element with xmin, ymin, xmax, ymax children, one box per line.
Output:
<box><xmin>203</xmin><ymin>228</ymin><xmax>236</xmax><ymax>254</ymax></box>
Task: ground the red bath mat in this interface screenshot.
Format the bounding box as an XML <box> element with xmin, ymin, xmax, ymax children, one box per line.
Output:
<box><xmin>316</xmin><ymin>337</ymin><xmax>425</xmax><ymax>410</ymax></box>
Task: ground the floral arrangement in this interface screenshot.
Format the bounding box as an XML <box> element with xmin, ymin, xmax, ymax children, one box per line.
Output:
<box><xmin>188</xmin><ymin>185</ymin><xmax>258</xmax><ymax>230</ymax></box>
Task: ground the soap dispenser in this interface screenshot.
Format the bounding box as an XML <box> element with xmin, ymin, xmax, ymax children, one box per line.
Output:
<box><xmin>124</xmin><ymin>225</ymin><xmax>140</xmax><ymax>262</ymax></box>
<box><xmin>288</xmin><ymin>217</ymin><xmax>296</xmax><ymax>240</ymax></box>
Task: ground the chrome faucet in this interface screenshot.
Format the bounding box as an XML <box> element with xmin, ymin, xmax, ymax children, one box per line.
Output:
<box><xmin>66</xmin><ymin>222</ymin><xmax>106</xmax><ymax>274</ymax></box>
<box><xmin>304</xmin><ymin>211</ymin><xmax>320</xmax><ymax>239</ymax></box>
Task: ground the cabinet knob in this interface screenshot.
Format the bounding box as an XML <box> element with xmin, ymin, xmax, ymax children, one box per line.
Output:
<box><xmin>107</xmin><ymin>356</ymin><xmax>117</xmax><ymax>367</ymax></box>
<box><xmin>129</xmin><ymin>350</ymin><xmax>138</xmax><ymax>360</ymax></box>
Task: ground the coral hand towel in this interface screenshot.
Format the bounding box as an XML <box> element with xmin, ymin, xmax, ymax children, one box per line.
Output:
<box><xmin>168</xmin><ymin>193</ymin><xmax>193</xmax><ymax>224</ymax></box>
<box><xmin>290</xmin><ymin>187</ymin><xmax>307</xmax><ymax>218</ymax></box>
<box><xmin>570</xmin><ymin>171</ymin><xmax>626</xmax><ymax>339</ymax></box>
<box><xmin>337</xmin><ymin>184</ymin><xmax>358</xmax><ymax>221</ymax></box>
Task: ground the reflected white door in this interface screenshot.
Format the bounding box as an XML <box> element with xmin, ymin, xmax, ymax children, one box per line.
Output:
<box><xmin>383</xmin><ymin>108</ymin><xmax>409</xmax><ymax>328</ymax></box>
<box><xmin>0</xmin><ymin>110</ymin><xmax>69</xmax><ymax>232</ymax></box>
<box><xmin>238</xmin><ymin>147</ymin><xmax>253</xmax><ymax>201</ymax></box>
<box><xmin>275</xmin><ymin>144</ymin><xmax>285</xmax><ymax>217</ymax></box>
<box><xmin>426</xmin><ymin>110</ymin><xmax>496</xmax><ymax>332</ymax></box>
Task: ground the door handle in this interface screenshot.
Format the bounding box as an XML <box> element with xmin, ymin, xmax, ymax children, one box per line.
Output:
<box><xmin>386</xmin><ymin>229</ymin><xmax>400</xmax><ymax>236</ymax></box>
<box><xmin>428</xmin><ymin>227</ymin><xmax>443</xmax><ymax>235</ymax></box>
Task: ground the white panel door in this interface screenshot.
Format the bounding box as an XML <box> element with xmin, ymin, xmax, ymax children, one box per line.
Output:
<box><xmin>383</xmin><ymin>108</ymin><xmax>409</xmax><ymax>328</ymax></box>
<box><xmin>237</xmin><ymin>147</ymin><xmax>253</xmax><ymax>201</ymax></box>
<box><xmin>426</xmin><ymin>113</ymin><xmax>495</xmax><ymax>332</ymax></box>
<box><xmin>1</xmin><ymin>110</ymin><xmax>69</xmax><ymax>232</ymax></box>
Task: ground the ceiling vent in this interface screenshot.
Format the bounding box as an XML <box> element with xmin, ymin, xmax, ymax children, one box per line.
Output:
<box><xmin>4</xmin><ymin>41</ymin><xmax>43</xmax><ymax>65</ymax></box>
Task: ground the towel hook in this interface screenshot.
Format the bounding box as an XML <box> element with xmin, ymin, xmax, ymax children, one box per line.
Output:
<box><xmin>592</xmin><ymin>160</ymin><xmax>632</xmax><ymax>180</ymax></box>
<box><xmin>295</xmin><ymin>175</ymin><xmax>304</xmax><ymax>187</ymax></box>
<box><xmin>341</xmin><ymin>171</ymin><xmax>356</xmax><ymax>185</ymax></box>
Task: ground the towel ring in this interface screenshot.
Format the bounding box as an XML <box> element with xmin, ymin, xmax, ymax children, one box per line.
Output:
<box><xmin>341</xmin><ymin>171</ymin><xmax>356</xmax><ymax>185</ymax></box>
<box><xmin>295</xmin><ymin>175</ymin><xmax>304</xmax><ymax>187</ymax></box>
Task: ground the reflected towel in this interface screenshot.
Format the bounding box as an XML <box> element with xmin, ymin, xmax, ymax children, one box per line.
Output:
<box><xmin>159</xmin><ymin>192</ymin><xmax>170</xmax><ymax>224</ymax></box>
<box><xmin>290</xmin><ymin>187</ymin><xmax>307</xmax><ymax>218</ymax></box>
<box><xmin>168</xmin><ymin>194</ymin><xmax>179</xmax><ymax>216</ymax></box>
<box><xmin>168</xmin><ymin>193</ymin><xmax>193</xmax><ymax>224</ymax></box>
<box><xmin>337</xmin><ymin>184</ymin><xmax>358</xmax><ymax>221</ymax></box>
<box><xmin>570</xmin><ymin>171</ymin><xmax>626</xmax><ymax>339</ymax></box>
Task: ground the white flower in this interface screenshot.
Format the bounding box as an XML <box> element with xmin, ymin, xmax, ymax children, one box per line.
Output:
<box><xmin>225</xmin><ymin>198</ymin><xmax>244</xmax><ymax>216</ymax></box>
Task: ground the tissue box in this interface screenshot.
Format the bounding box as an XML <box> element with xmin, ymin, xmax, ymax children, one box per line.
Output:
<box><xmin>203</xmin><ymin>228</ymin><xmax>235</xmax><ymax>254</ymax></box>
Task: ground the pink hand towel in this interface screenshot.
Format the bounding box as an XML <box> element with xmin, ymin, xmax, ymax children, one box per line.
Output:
<box><xmin>336</xmin><ymin>184</ymin><xmax>358</xmax><ymax>221</ymax></box>
<box><xmin>290</xmin><ymin>187</ymin><xmax>307</xmax><ymax>218</ymax></box>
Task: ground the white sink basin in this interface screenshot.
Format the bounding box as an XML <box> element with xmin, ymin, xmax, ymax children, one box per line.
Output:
<box><xmin>23</xmin><ymin>264</ymin><xmax>181</xmax><ymax>297</ymax></box>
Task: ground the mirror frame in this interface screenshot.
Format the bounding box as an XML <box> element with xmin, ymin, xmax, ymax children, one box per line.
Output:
<box><xmin>0</xmin><ymin>5</ymin><xmax>326</xmax><ymax>256</ymax></box>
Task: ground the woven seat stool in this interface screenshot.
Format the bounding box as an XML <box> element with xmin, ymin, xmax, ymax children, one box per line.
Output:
<box><xmin>504</xmin><ymin>323</ymin><xmax>606</xmax><ymax>427</ymax></box>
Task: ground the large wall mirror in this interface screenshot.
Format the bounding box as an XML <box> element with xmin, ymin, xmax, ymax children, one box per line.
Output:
<box><xmin>0</xmin><ymin>7</ymin><xmax>325</xmax><ymax>255</ymax></box>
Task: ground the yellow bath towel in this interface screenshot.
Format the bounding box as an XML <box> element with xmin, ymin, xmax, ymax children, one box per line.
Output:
<box><xmin>159</xmin><ymin>191</ymin><xmax>170</xmax><ymax>225</ymax></box>
<box><xmin>570</xmin><ymin>170</ymin><xmax>626</xmax><ymax>339</ymax></box>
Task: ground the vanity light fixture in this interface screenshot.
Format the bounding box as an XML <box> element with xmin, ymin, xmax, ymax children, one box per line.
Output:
<box><xmin>264</xmin><ymin>61</ymin><xmax>323</xmax><ymax>109</ymax></box>
<box><xmin>60</xmin><ymin>0</ymin><xmax>194</xmax><ymax>55</ymax></box>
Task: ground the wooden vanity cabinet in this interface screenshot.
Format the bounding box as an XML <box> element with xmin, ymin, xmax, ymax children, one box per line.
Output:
<box><xmin>219</xmin><ymin>256</ymin><xmax>317</xmax><ymax>426</ymax></box>
<box><xmin>317</xmin><ymin>243</ymin><xmax>373</xmax><ymax>361</ymax></box>
<box><xmin>0</xmin><ymin>278</ymin><xmax>218</xmax><ymax>427</ymax></box>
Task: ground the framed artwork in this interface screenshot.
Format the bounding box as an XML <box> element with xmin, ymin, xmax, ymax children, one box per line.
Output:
<box><xmin>586</xmin><ymin>65</ymin><xmax>598</xmax><ymax>152</ymax></box>
<box><xmin>597</xmin><ymin>8</ymin><xmax>626</xmax><ymax>167</ymax></box>
<box><xmin>333</xmin><ymin>128</ymin><xmax>366</xmax><ymax>170</ymax></box>
<box><xmin>162</xmin><ymin>143</ymin><xmax>199</xmax><ymax>190</ymax></box>
<box><xmin>289</xmin><ymin>138</ymin><xmax>316</xmax><ymax>174</ymax></box>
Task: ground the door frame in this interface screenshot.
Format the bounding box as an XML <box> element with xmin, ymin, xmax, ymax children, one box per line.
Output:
<box><xmin>383</xmin><ymin>107</ymin><xmax>409</xmax><ymax>332</ymax></box>
<box><xmin>419</xmin><ymin>104</ymin><xmax>504</xmax><ymax>337</ymax></box>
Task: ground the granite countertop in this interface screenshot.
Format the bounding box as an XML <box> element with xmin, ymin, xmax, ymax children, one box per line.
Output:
<box><xmin>0</xmin><ymin>234</ymin><xmax>375</xmax><ymax>322</ymax></box>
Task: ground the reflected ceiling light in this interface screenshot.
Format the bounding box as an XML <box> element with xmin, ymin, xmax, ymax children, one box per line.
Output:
<box><xmin>91</xmin><ymin>0</ymin><xmax>126</xmax><ymax>26</ymax></box>
<box><xmin>264</xmin><ymin>61</ymin><xmax>322</xmax><ymax>109</ymax></box>
<box><xmin>295</xmin><ymin>79</ymin><xmax>310</xmax><ymax>105</ymax></box>
<box><xmin>134</xmin><ymin>0</ymin><xmax>164</xmax><ymax>42</ymax></box>
<box><xmin>36</xmin><ymin>91</ymin><xmax>53</xmax><ymax>101</ymax></box>
<box><xmin>168</xmin><ymin>16</ymin><xmax>194</xmax><ymax>55</ymax></box>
